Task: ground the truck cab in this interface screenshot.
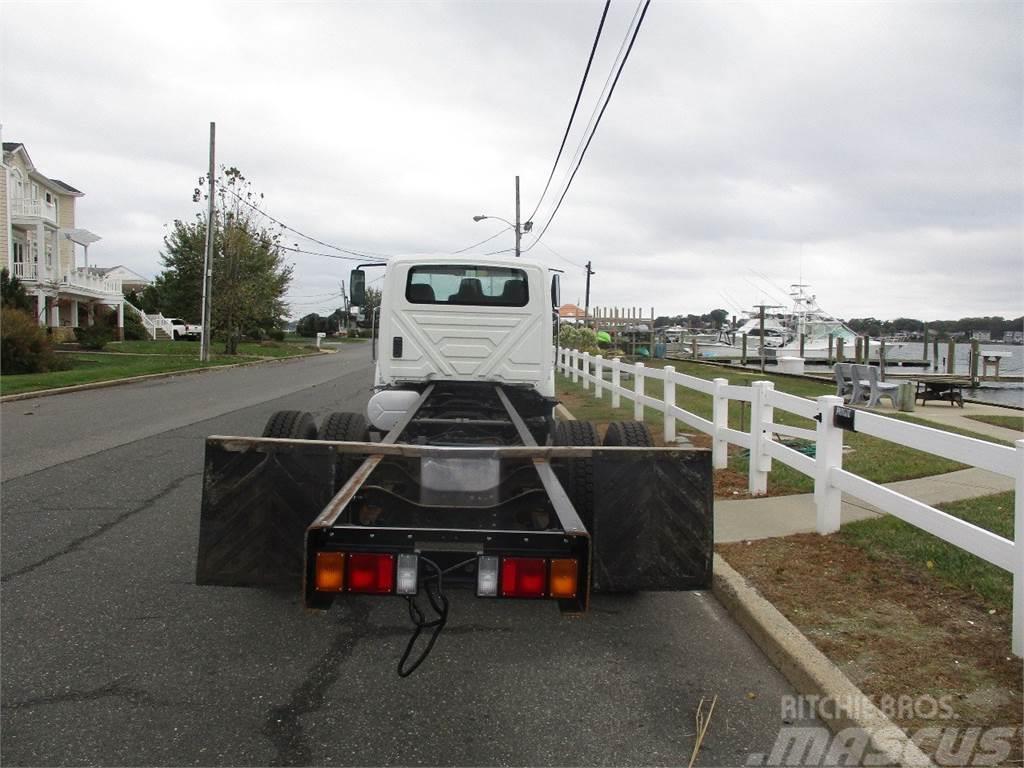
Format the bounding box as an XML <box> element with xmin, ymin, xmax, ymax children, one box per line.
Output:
<box><xmin>354</xmin><ymin>255</ymin><xmax>560</xmax><ymax>436</ymax></box>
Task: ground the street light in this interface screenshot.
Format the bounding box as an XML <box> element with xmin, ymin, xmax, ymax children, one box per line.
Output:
<box><xmin>472</xmin><ymin>176</ymin><xmax>532</xmax><ymax>257</ymax></box>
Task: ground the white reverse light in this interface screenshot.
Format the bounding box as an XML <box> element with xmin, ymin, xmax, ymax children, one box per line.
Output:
<box><xmin>476</xmin><ymin>555</ymin><xmax>499</xmax><ymax>597</ymax></box>
<box><xmin>396</xmin><ymin>553</ymin><xmax>419</xmax><ymax>595</ymax></box>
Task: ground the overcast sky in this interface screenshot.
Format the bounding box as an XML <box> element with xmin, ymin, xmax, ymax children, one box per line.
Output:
<box><xmin>3</xmin><ymin>1</ymin><xmax>1021</xmax><ymax>321</ymax></box>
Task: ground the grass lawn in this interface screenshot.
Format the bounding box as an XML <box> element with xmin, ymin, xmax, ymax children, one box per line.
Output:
<box><xmin>557</xmin><ymin>356</ymin><xmax>993</xmax><ymax>495</ymax></box>
<box><xmin>2</xmin><ymin>340</ymin><xmax>323</xmax><ymax>396</ymax></box>
<box><xmin>104</xmin><ymin>340</ymin><xmax>318</xmax><ymax>358</ymax></box>
<box><xmin>964</xmin><ymin>413</ymin><xmax>1024</xmax><ymax>432</ymax></box>
<box><xmin>841</xmin><ymin>491</ymin><xmax>1014</xmax><ymax>611</ymax></box>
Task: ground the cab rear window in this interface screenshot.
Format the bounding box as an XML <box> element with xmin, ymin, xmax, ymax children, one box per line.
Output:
<box><xmin>405</xmin><ymin>265</ymin><xmax>529</xmax><ymax>307</ymax></box>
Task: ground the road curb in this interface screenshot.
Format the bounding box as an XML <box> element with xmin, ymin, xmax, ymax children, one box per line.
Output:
<box><xmin>712</xmin><ymin>553</ymin><xmax>934</xmax><ymax>767</ymax></box>
<box><xmin>0</xmin><ymin>351</ymin><xmax>331</xmax><ymax>403</ymax></box>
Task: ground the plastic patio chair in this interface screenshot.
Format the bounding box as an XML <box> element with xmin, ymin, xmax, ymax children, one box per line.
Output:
<box><xmin>833</xmin><ymin>363</ymin><xmax>854</xmax><ymax>400</ymax></box>
<box><xmin>866</xmin><ymin>365</ymin><xmax>901</xmax><ymax>409</ymax></box>
<box><xmin>849</xmin><ymin>364</ymin><xmax>872</xmax><ymax>405</ymax></box>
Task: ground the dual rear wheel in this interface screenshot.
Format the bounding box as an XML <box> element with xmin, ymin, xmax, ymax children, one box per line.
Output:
<box><xmin>262</xmin><ymin>410</ymin><xmax>370</xmax><ymax>488</ymax></box>
<box><xmin>552</xmin><ymin>419</ymin><xmax>653</xmax><ymax>531</ymax></box>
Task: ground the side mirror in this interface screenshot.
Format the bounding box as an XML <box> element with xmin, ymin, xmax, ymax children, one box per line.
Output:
<box><xmin>350</xmin><ymin>269</ymin><xmax>366</xmax><ymax>306</ymax></box>
<box><xmin>550</xmin><ymin>273</ymin><xmax>560</xmax><ymax>309</ymax></box>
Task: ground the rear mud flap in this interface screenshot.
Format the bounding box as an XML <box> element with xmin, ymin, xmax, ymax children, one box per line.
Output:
<box><xmin>591</xmin><ymin>449</ymin><xmax>713</xmax><ymax>592</ymax></box>
<box><xmin>196</xmin><ymin>441</ymin><xmax>336</xmax><ymax>588</ymax></box>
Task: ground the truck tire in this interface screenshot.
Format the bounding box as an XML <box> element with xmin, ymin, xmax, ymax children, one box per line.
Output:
<box><xmin>602</xmin><ymin>420</ymin><xmax>654</xmax><ymax>447</ymax></box>
<box><xmin>262</xmin><ymin>410</ymin><xmax>317</xmax><ymax>439</ymax></box>
<box><xmin>318</xmin><ymin>411</ymin><xmax>371</xmax><ymax>489</ymax></box>
<box><xmin>552</xmin><ymin>420</ymin><xmax>599</xmax><ymax>531</ymax></box>
<box><xmin>173</xmin><ymin>330</ymin><xmax>180</xmax><ymax>340</ymax></box>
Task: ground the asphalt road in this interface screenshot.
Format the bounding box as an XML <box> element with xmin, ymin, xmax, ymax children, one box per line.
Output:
<box><xmin>2</xmin><ymin>346</ymin><xmax>817</xmax><ymax>766</ymax></box>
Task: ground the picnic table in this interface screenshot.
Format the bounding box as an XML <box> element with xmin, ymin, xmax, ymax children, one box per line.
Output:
<box><xmin>914</xmin><ymin>377</ymin><xmax>969</xmax><ymax>407</ymax></box>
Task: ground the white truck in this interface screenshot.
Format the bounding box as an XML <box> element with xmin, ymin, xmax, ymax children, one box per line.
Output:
<box><xmin>195</xmin><ymin>253</ymin><xmax>713</xmax><ymax>675</ymax></box>
<box><xmin>167</xmin><ymin>318</ymin><xmax>202</xmax><ymax>340</ymax></box>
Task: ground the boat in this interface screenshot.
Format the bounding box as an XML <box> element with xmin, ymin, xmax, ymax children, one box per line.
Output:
<box><xmin>688</xmin><ymin>284</ymin><xmax>908</xmax><ymax>363</ymax></box>
<box><xmin>767</xmin><ymin>285</ymin><xmax>907</xmax><ymax>361</ymax></box>
<box><xmin>694</xmin><ymin>311</ymin><xmax>791</xmax><ymax>359</ymax></box>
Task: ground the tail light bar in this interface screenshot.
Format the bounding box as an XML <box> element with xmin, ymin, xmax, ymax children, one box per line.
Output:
<box><xmin>314</xmin><ymin>551</ymin><xmax>579</xmax><ymax>602</ymax></box>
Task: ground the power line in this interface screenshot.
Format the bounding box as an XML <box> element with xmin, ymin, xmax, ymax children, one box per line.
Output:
<box><xmin>525</xmin><ymin>0</ymin><xmax>611</xmax><ymax>225</ymax></box>
<box><xmin>551</xmin><ymin>0</ymin><xmax>643</xmax><ymax>212</ymax></box>
<box><xmin>220</xmin><ymin>184</ymin><xmax>390</xmax><ymax>260</ymax></box>
<box><xmin>528</xmin><ymin>236</ymin><xmax>585</xmax><ymax>269</ymax></box>
<box><xmin>278</xmin><ymin>243</ymin><xmax>371</xmax><ymax>263</ymax></box>
<box><xmin>525</xmin><ymin>0</ymin><xmax>652</xmax><ymax>252</ymax></box>
<box><xmin>452</xmin><ymin>226</ymin><xmax>513</xmax><ymax>254</ymax></box>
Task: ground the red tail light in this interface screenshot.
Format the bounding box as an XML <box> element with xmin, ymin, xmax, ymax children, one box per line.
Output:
<box><xmin>501</xmin><ymin>557</ymin><xmax>546</xmax><ymax>598</ymax></box>
<box><xmin>348</xmin><ymin>553</ymin><xmax>395</xmax><ymax>593</ymax></box>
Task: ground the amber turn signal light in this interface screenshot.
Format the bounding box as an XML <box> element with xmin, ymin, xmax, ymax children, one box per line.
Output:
<box><xmin>549</xmin><ymin>558</ymin><xmax>578</xmax><ymax>599</ymax></box>
<box><xmin>314</xmin><ymin>551</ymin><xmax>345</xmax><ymax>592</ymax></box>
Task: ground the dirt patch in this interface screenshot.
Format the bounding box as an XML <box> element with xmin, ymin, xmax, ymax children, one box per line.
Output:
<box><xmin>718</xmin><ymin>535</ymin><xmax>1022</xmax><ymax>762</ymax></box>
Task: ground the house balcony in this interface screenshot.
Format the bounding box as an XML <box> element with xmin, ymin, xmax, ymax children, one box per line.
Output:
<box><xmin>12</xmin><ymin>263</ymin><xmax>121</xmax><ymax>299</ymax></box>
<box><xmin>13</xmin><ymin>262</ymin><xmax>38</xmax><ymax>281</ymax></box>
<box><xmin>61</xmin><ymin>268</ymin><xmax>122</xmax><ymax>297</ymax></box>
<box><xmin>11</xmin><ymin>197</ymin><xmax>57</xmax><ymax>224</ymax></box>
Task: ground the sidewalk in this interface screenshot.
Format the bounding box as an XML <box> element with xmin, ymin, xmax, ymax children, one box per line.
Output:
<box><xmin>716</xmin><ymin>467</ymin><xmax>1015</xmax><ymax>543</ymax></box>
<box><xmin>902</xmin><ymin>399</ymin><xmax>1023</xmax><ymax>442</ymax></box>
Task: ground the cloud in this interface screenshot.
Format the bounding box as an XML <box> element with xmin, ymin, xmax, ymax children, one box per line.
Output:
<box><xmin>2</xmin><ymin>0</ymin><xmax>1020</xmax><ymax>321</ymax></box>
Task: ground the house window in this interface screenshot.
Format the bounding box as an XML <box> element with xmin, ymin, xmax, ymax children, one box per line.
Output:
<box><xmin>45</xmin><ymin>191</ymin><xmax>53</xmax><ymax>204</ymax></box>
<box><xmin>45</xmin><ymin>243</ymin><xmax>54</xmax><ymax>269</ymax></box>
<box><xmin>31</xmin><ymin>183</ymin><xmax>38</xmax><ymax>200</ymax></box>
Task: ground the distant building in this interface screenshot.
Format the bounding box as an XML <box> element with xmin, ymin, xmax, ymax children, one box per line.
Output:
<box><xmin>558</xmin><ymin>303</ymin><xmax>587</xmax><ymax>324</ymax></box>
<box><xmin>1</xmin><ymin>139</ymin><xmax>126</xmax><ymax>340</ymax></box>
<box><xmin>1003</xmin><ymin>330</ymin><xmax>1023</xmax><ymax>344</ymax></box>
<box><xmin>971</xmin><ymin>330</ymin><xmax>991</xmax><ymax>341</ymax></box>
<box><xmin>88</xmin><ymin>265</ymin><xmax>150</xmax><ymax>294</ymax></box>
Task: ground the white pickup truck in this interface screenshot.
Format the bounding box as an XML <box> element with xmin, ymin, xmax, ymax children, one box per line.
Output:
<box><xmin>167</xmin><ymin>318</ymin><xmax>202</xmax><ymax>340</ymax></box>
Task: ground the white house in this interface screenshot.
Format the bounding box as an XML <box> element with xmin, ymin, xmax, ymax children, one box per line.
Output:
<box><xmin>1</xmin><ymin>140</ymin><xmax>125</xmax><ymax>340</ymax></box>
<box><xmin>87</xmin><ymin>265</ymin><xmax>150</xmax><ymax>294</ymax></box>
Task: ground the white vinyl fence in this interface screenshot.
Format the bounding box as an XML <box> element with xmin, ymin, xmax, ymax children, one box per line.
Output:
<box><xmin>558</xmin><ymin>348</ymin><xmax>1024</xmax><ymax>656</ymax></box>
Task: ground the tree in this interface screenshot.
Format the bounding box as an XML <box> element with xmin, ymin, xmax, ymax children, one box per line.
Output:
<box><xmin>1</xmin><ymin>268</ymin><xmax>32</xmax><ymax>312</ymax></box>
<box><xmin>154</xmin><ymin>167</ymin><xmax>292</xmax><ymax>353</ymax></box>
<box><xmin>358</xmin><ymin>287</ymin><xmax>382</xmax><ymax>328</ymax></box>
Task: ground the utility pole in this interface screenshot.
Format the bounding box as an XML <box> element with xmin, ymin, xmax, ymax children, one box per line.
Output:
<box><xmin>199</xmin><ymin>122</ymin><xmax>215</xmax><ymax>362</ymax></box>
<box><xmin>514</xmin><ymin>175</ymin><xmax>521</xmax><ymax>258</ymax></box>
<box><xmin>584</xmin><ymin>261</ymin><xmax>594</xmax><ymax>327</ymax></box>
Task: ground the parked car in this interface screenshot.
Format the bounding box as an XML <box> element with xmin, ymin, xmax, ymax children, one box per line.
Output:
<box><xmin>167</xmin><ymin>318</ymin><xmax>202</xmax><ymax>340</ymax></box>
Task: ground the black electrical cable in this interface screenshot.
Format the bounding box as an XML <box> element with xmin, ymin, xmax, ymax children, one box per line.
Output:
<box><xmin>525</xmin><ymin>0</ymin><xmax>652</xmax><ymax>252</ymax></box>
<box><xmin>452</xmin><ymin>225</ymin><xmax>513</xmax><ymax>254</ymax></box>
<box><xmin>525</xmin><ymin>0</ymin><xmax>612</xmax><ymax>225</ymax></box>
<box><xmin>395</xmin><ymin>556</ymin><xmax>480</xmax><ymax>677</ymax></box>
<box><xmin>397</xmin><ymin>557</ymin><xmax>449</xmax><ymax>677</ymax></box>
<box><xmin>221</xmin><ymin>184</ymin><xmax>390</xmax><ymax>260</ymax></box>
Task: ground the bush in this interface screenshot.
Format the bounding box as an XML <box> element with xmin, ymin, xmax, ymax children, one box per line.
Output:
<box><xmin>1</xmin><ymin>269</ymin><xmax>32</xmax><ymax>312</ymax></box>
<box><xmin>246</xmin><ymin>327</ymin><xmax>266</xmax><ymax>341</ymax></box>
<box><xmin>123</xmin><ymin>308</ymin><xmax>148</xmax><ymax>341</ymax></box>
<box><xmin>267</xmin><ymin>328</ymin><xmax>285</xmax><ymax>341</ymax></box>
<box><xmin>558</xmin><ymin>324</ymin><xmax>600</xmax><ymax>354</ymax></box>
<box><xmin>74</xmin><ymin>324</ymin><xmax>114</xmax><ymax>350</ymax></box>
<box><xmin>1</xmin><ymin>307</ymin><xmax>69</xmax><ymax>374</ymax></box>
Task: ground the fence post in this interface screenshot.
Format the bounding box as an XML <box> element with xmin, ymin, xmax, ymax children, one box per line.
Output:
<box><xmin>748</xmin><ymin>381</ymin><xmax>774</xmax><ymax>495</ymax></box>
<box><xmin>712</xmin><ymin>377</ymin><xmax>729</xmax><ymax>469</ymax></box>
<box><xmin>570</xmin><ymin>349</ymin><xmax>578</xmax><ymax>383</ymax></box>
<box><xmin>582</xmin><ymin>352</ymin><xmax>591</xmax><ymax>391</ymax></box>
<box><xmin>594</xmin><ymin>355</ymin><xmax>604</xmax><ymax>399</ymax></box>
<box><xmin>663</xmin><ymin>365</ymin><xmax>676</xmax><ymax>443</ymax></box>
<box><xmin>634</xmin><ymin>362</ymin><xmax>645</xmax><ymax>421</ymax></box>
<box><xmin>1013</xmin><ymin>439</ymin><xmax>1023</xmax><ymax>656</ymax></box>
<box><xmin>611</xmin><ymin>357</ymin><xmax>621</xmax><ymax>409</ymax></box>
<box><xmin>814</xmin><ymin>395</ymin><xmax>845</xmax><ymax>534</ymax></box>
